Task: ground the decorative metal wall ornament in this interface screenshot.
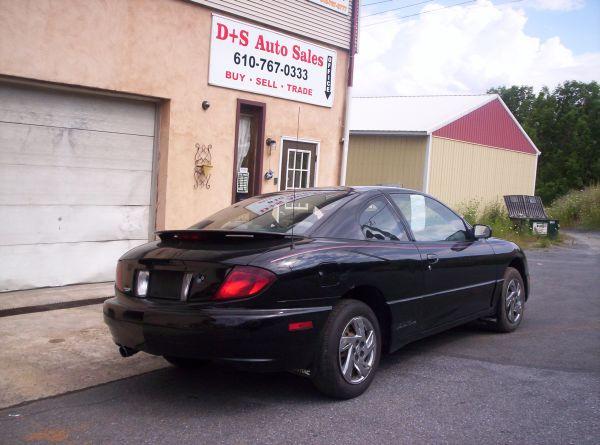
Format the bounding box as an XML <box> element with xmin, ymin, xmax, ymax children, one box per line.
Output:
<box><xmin>194</xmin><ymin>143</ymin><xmax>212</xmax><ymax>189</ymax></box>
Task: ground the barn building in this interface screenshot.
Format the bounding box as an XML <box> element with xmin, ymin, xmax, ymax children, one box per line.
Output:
<box><xmin>346</xmin><ymin>95</ymin><xmax>540</xmax><ymax>211</ymax></box>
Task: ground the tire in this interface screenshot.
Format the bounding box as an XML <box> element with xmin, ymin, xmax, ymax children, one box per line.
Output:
<box><xmin>492</xmin><ymin>267</ymin><xmax>526</xmax><ymax>333</ymax></box>
<box><xmin>163</xmin><ymin>355</ymin><xmax>209</xmax><ymax>368</ymax></box>
<box><xmin>311</xmin><ymin>299</ymin><xmax>381</xmax><ymax>399</ymax></box>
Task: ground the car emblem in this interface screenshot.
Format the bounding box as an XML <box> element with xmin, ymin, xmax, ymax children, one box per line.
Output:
<box><xmin>195</xmin><ymin>274</ymin><xmax>205</xmax><ymax>284</ymax></box>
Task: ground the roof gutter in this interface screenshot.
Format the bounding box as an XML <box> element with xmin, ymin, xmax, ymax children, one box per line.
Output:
<box><xmin>340</xmin><ymin>0</ymin><xmax>360</xmax><ymax>186</ymax></box>
<box><xmin>350</xmin><ymin>130</ymin><xmax>428</xmax><ymax>136</ymax></box>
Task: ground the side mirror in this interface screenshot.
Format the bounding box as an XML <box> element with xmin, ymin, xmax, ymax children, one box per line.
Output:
<box><xmin>473</xmin><ymin>224</ymin><xmax>492</xmax><ymax>239</ymax></box>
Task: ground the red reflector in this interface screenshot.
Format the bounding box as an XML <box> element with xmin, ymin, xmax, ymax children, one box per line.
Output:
<box><xmin>213</xmin><ymin>266</ymin><xmax>276</xmax><ymax>300</ymax></box>
<box><xmin>288</xmin><ymin>321</ymin><xmax>313</xmax><ymax>332</ymax></box>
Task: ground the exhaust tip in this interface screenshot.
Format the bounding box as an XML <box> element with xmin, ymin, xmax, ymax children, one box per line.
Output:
<box><xmin>118</xmin><ymin>345</ymin><xmax>138</xmax><ymax>358</ymax></box>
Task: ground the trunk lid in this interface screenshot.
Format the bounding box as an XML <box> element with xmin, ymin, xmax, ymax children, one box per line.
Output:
<box><xmin>122</xmin><ymin>230</ymin><xmax>300</xmax><ymax>302</ymax></box>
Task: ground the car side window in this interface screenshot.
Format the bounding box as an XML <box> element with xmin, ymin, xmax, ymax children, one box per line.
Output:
<box><xmin>359</xmin><ymin>199</ymin><xmax>408</xmax><ymax>241</ymax></box>
<box><xmin>390</xmin><ymin>194</ymin><xmax>468</xmax><ymax>242</ymax></box>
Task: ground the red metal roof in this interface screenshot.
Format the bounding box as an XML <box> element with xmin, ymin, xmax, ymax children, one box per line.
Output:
<box><xmin>432</xmin><ymin>98</ymin><xmax>539</xmax><ymax>155</ymax></box>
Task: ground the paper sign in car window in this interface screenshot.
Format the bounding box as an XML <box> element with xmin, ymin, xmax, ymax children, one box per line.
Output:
<box><xmin>410</xmin><ymin>194</ymin><xmax>426</xmax><ymax>232</ymax></box>
<box><xmin>245</xmin><ymin>190</ymin><xmax>329</xmax><ymax>215</ymax></box>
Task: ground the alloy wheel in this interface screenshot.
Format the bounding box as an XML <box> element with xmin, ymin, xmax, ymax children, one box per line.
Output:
<box><xmin>338</xmin><ymin>316</ymin><xmax>377</xmax><ymax>384</ymax></box>
<box><xmin>505</xmin><ymin>279</ymin><xmax>524</xmax><ymax>324</ymax></box>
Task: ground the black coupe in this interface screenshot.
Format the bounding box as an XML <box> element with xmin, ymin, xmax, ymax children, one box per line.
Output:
<box><xmin>104</xmin><ymin>186</ymin><xmax>529</xmax><ymax>399</ymax></box>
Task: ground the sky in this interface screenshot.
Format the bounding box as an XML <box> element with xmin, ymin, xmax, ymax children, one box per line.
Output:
<box><xmin>354</xmin><ymin>0</ymin><xmax>600</xmax><ymax>96</ymax></box>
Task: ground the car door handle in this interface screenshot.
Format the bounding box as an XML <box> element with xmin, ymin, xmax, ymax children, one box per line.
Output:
<box><xmin>426</xmin><ymin>254</ymin><xmax>439</xmax><ymax>265</ymax></box>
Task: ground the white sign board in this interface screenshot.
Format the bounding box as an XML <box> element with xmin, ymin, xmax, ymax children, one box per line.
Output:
<box><xmin>532</xmin><ymin>222</ymin><xmax>548</xmax><ymax>235</ymax></box>
<box><xmin>209</xmin><ymin>14</ymin><xmax>336</xmax><ymax>108</ymax></box>
<box><xmin>308</xmin><ymin>0</ymin><xmax>350</xmax><ymax>15</ymax></box>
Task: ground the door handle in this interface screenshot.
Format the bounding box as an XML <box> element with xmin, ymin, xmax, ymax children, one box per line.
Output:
<box><xmin>426</xmin><ymin>254</ymin><xmax>439</xmax><ymax>264</ymax></box>
<box><xmin>426</xmin><ymin>254</ymin><xmax>439</xmax><ymax>270</ymax></box>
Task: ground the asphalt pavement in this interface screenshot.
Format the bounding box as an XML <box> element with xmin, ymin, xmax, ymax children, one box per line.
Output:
<box><xmin>1</xmin><ymin>233</ymin><xmax>599</xmax><ymax>445</ymax></box>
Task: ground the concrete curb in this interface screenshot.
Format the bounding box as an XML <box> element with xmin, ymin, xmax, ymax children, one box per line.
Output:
<box><xmin>0</xmin><ymin>282</ymin><xmax>114</xmax><ymax>315</ymax></box>
<box><xmin>0</xmin><ymin>297</ymin><xmax>111</xmax><ymax>318</ymax></box>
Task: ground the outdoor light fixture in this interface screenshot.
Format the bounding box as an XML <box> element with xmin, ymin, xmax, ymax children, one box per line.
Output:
<box><xmin>266</xmin><ymin>137</ymin><xmax>276</xmax><ymax>155</ymax></box>
<box><xmin>202</xmin><ymin>100</ymin><xmax>210</xmax><ymax>110</ymax></box>
<box><xmin>135</xmin><ymin>270</ymin><xmax>150</xmax><ymax>297</ymax></box>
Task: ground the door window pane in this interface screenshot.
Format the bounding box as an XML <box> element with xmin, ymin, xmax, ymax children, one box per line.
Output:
<box><xmin>359</xmin><ymin>199</ymin><xmax>408</xmax><ymax>241</ymax></box>
<box><xmin>391</xmin><ymin>194</ymin><xmax>468</xmax><ymax>242</ymax></box>
<box><xmin>285</xmin><ymin>148</ymin><xmax>311</xmax><ymax>190</ymax></box>
<box><xmin>295</xmin><ymin>152</ymin><xmax>302</xmax><ymax>169</ymax></box>
<box><xmin>236</xmin><ymin>115</ymin><xmax>252</xmax><ymax>172</ymax></box>
<box><xmin>234</xmin><ymin>109</ymin><xmax>260</xmax><ymax>202</ymax></box>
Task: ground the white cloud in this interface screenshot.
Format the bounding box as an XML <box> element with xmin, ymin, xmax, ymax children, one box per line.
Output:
<box><xmin>527</xmin><ymin>0</ymin><xmax>585</xmax><ymax>11</ymax></box>
<box><xmin>354</xmin><ymin>0</ymin><xmax>600</xmax><ymax>96</ymax></box>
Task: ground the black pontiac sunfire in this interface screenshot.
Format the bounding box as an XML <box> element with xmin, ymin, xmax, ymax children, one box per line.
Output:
<box><xmin>104</xmin><ymin>186</ymin><xmax>529</xmax><ymax>399</ymax></box>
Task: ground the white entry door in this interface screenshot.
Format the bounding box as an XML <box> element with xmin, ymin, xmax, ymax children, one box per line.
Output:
<box><xmin>0</xmin><ymin>83</ymin><xmax>156</xmax><ymax>291</ymax></box>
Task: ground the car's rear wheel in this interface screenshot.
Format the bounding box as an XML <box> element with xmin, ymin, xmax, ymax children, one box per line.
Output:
<box><xmin>163</xmin><ymin>356</ymin><xmax>209</xmax><ymax>368</ymax></box>
<box><xmin>492</xmin><ymin>267</ymin><xmax>525</xmax><ymax>333</ymax></box>
<box><xmin>311</xmin><ymin>299</ymin><xmax>381</xmax><ymax>399</ymax></box>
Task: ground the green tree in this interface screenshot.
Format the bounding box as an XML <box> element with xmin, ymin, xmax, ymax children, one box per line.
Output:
<box><xmin>488</xmin><ymin>81</ymin><xmax>600</xmax><ymax>204</ymax></box>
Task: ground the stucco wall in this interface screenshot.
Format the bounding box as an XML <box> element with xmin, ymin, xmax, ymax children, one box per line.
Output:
<box><xmin>428</xmin><ymin>137</ymin><xmax>538</xmax><ymax>211</ymax></box>
<box><xmin>346</xmin><ymin>135</ymin><xmax>427</xmax><ymax>189</ymax></box>
<box><xmin>0</xmin><ymin>0</ymin><xmax>348</xmax><ymax>229</ymax></box>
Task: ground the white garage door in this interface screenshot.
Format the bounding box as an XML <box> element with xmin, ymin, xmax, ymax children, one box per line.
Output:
<box><xmin>0</xmin><ymin>83</ymin><xmax>156</xmax><ymax>291</ymax></box>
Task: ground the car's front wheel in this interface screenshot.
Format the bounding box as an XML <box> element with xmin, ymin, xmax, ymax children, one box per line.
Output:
<box><xmin>311</xmin><ymin>299</ymin><xmax>381</xmax><ymax>399</ymax></box>
<box><xmin>492</xmin><ymin>267</ymin><xmax>526</xmax><ymax>333</ymax></box>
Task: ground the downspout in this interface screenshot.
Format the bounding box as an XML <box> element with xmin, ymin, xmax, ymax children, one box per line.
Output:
<box><xmin>340</xmin><ymin>87</ymin><xmax>352</xmax><ymax>186</ymax></box>
<box><xmin>340</xmin><ymin>0</ymin><xmax>359</xmax><ymax>186</ymax></box>
<box><xmin>422</xmin><ymin>133</ymin><xmax>432</xmax><ymax>193</ymax></box>
<box><xmin>532</xmin><ymin>151</ymin><xmax>540</xmax><ymax>195</ymax></box>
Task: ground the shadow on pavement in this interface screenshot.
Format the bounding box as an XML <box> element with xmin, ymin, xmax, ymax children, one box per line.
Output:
<box><xmin>90</xmin><ymin>323</ymin><xmax>492</xmax><ymax>407</ymax></box>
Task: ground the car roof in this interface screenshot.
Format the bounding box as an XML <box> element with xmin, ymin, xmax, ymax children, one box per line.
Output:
<box><xmin>348</xmin><ymin>185</ymin><xmax>421</xmax><ymax>194</ymax></box>
<box><xmin>274</xmin><ymin>185</ymin><xmax>421</xmax><ymax>194</ymax></box>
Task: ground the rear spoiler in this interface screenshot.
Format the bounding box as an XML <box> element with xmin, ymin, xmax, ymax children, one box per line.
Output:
<box><xmin>156</xmin><ymin>230</ymin><xmax>294</xmax><ymax>242</ymax></box>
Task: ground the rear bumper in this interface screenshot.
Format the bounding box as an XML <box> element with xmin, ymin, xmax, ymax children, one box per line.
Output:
<box><xmin>103</xmin><ymin>296</ymin><xmax>331</xmax><ymax>371</ymax></box>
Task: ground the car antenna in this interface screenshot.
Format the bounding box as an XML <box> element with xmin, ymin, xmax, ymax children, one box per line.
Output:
<box><xmin>290</xmin><ymin>105</ymin><xmax>300</xmax><ymax>250</ymax></box>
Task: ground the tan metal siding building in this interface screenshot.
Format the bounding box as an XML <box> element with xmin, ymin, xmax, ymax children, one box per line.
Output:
<box><xmin>346</xmin><ymin>135</ymin><xmax>426</xmax><ymax>190</ymax></box>
<box><xmin>428</xmin><ymin>137</ymin><xmax>538</xmax><ymax>208</ymax></box>
<box><xmin>347</xmin><ymin>95</ymin><xmax>540</xmax><ymax>211</ymax></box>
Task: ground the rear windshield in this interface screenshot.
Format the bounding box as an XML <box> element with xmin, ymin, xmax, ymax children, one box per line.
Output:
<box><xmin>190</xmin><ymin>190</ymin><xmax>353</xmax><ymax>236</ymax></box>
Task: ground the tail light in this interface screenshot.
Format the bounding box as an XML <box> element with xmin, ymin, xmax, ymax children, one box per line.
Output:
<box><xmin>214</xmin><ymin>266</ymin><xmax>276</xmax><ymax>301</ymax></box>
<box><xmin>115</xmin><ymin>261</ymin><xmax>125</xmax><ymax>292</ymax></box>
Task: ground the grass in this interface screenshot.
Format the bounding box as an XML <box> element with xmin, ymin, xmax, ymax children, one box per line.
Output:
<box><xmin>547</xmin><ymin>185</ymin><xmax>600</xmax><ymax>230</ymax></box>
<box><xmin>458</xmin><ymin>199</ymin><xmax>562</xmax><ymax>248</ymax></box>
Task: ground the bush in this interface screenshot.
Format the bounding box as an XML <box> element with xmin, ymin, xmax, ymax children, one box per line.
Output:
<box><xmin>459</xmin><ymin>200</ymin><xmax>515</xmax><ymax>240</ymax></box>
<box><xmin>460</xmin><ymin>199</ymin><xmax>481</xmax><ymax>226</ymax></box>
<box><xmin>547</xmin><ymin>185</ymin><xmax>600</xmax><ymax>229</ymax></box>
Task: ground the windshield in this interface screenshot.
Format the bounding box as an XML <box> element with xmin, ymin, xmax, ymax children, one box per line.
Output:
<box><xmin>189</xmin><ymin>190</ymin><xmax>353</xmax><ymax>235</ymax></box>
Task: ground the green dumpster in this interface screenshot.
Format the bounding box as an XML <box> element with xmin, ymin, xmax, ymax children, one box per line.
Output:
<box><xmin>503</xmin><ymin>195</ymin><xmax>559</xmax><ymax>239</ymax></box>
